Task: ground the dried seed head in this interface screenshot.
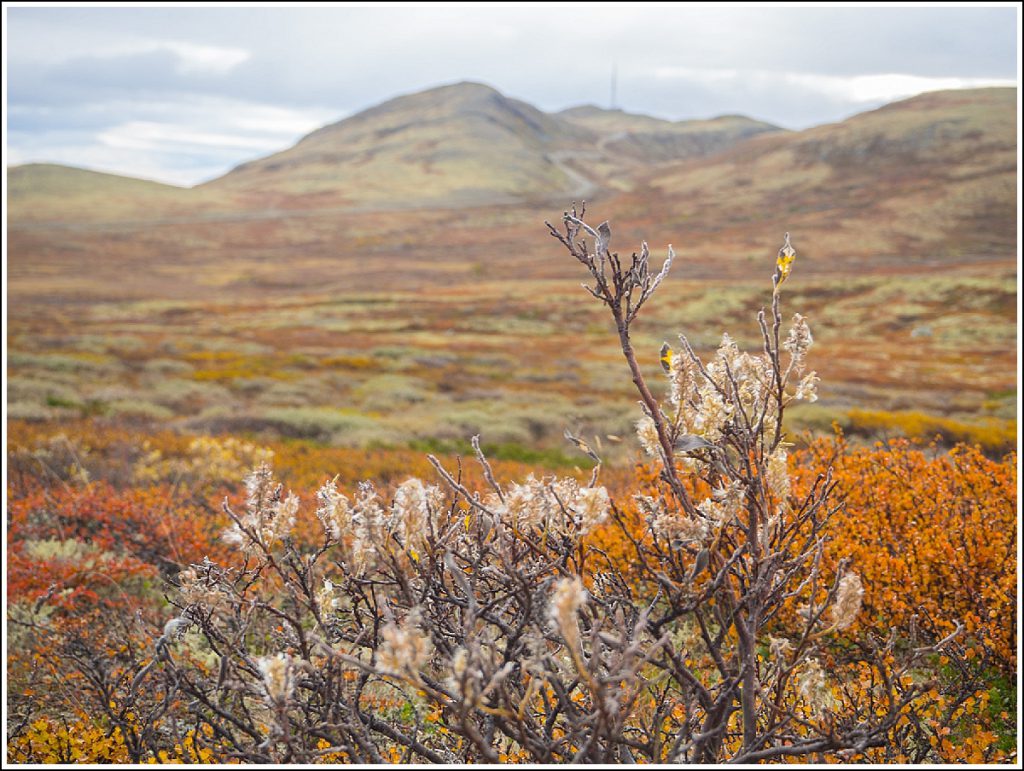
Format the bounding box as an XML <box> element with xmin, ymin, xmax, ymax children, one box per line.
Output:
<box><xmin>635</xmin><ymin>416</ymin><xmax>661</xmax><ymax>458</ymax></box>
<box><xmin>766</xmin><ymin>447</ymin><xmax>790</xmax><ymax>502</ymax></box>
<box><xmin>350</xmin><ymin>481</ymin><xmax>386</xmax><ymax>573</ymax></box>
<box><xmin>244</xmin><ymin>463</ymin><xmax>277</xmax><ymax>516</ymax></box>
<box><xmin>548</xmin><ymin>576</ymin><xmax>587</xmax><ymax>651</ymax></box>
<box><xmin>257</xmin><ymin>653</ymin><xmax>296</xmax><ymax>707</ymax></box>
<box><xmin>570</xmin><ymin>486</ymin><xmax>610</xmax><ymax>535</ymax></box>
<box><xmin>222</xmin><ymin>465</ymin><xmax>296</xmax><ymax>552</ymax></box>
<box><xmin>783</xmin><ymin>313</ymin><xmax>813</xmax><ymax>372</ymax></box>
<box><xmin>795</xmin><ymin>371</ymin><xmax>820</xmax><ymax>402</ymax></box>
<box><xmin>316</xmin><ymin>479</ymin><xmax>351</xmax><ymax>542</ymax></box>
<box><xmin>795</xmin><ymin>657</ymin><xmax>834</xmax><ymax>714</ymax></box>
<box><xmin>830</xmin><ymin>572</ymin><xmax>864</xmax><ymax>631</ymax></box>
<box><xmin>316</xmin><ymin>578</ymin><xmax>344</xmax><ymax>614</ymax></box>
<box><xmin>499</xmin><ymin>475</ymin><xmax>545</xmax><ymax>529</ymax></box>
<box><xmin>391</xmin><ymin>478</ymin><xmax>443</xmax><ymax>557</ymax></box>
<box><xmin>377</xmin><ymin>610</ymin><xmax>433</xmax><ymax>679</ymax></box>
<box><xmin>697</xmin><ymin>480</ymin><xmax>744</xmax><ymax>525</ymax></box>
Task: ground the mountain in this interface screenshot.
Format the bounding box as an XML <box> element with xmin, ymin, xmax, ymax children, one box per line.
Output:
<box><xmin>559</xmin><ymin>106</ymin><xmax>783</xmax><ymax>163</ymax></box>
<box><xmin>202</xmin><ymin>82</ymin><xmax>595</xmax><ymax>208</ymax></box>
<box><xmin>5</xmin><ymin>84</ymin><xmax>1015</xmax><ymax>274</ymax></box>
<box><xmin>559</xmin><ymin>105</ymin><xmax>677</xmax><ymax>133</ymax></box>
<box><xmin>635</xmin><ymin>87</ymin><xmax>1017</xmax><ymax>262</ymax></box>
<box><xmin>8</xmin><ymin>82</ymin><xmax>790</xmax><ymax>219</ymax></box>
<box><xmin>204</xmin><ymin>85</ymin><xmax>784</xmax><ymax>206</ymax></box>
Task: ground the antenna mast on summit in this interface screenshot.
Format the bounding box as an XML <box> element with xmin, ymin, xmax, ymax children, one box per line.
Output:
<box><xmin>610</xmin><ymin>62</ymin><xmax>618</xmax><ymax>109</ymax></box>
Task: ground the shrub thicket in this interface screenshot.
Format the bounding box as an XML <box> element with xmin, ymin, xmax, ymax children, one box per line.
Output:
<box><xmin>6</xmin><ymin>208</ymin><xmax>1015</xmax><ymax>764</ymax></box>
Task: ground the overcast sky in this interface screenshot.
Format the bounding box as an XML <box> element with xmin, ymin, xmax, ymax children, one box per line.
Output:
<box><xmin>4</xmin><ymin>3</ymin><xmax>1019</xmax><ymax>186</ymax></box>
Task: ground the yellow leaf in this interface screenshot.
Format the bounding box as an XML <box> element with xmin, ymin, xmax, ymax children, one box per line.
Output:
<box><xmin>774</xmin><ymin>232</ymin><xmax>796</xmax><ymax>291</ymax></box>
<box><xmin>659</xmin><ymin>342</ymin><xmax>673</xmax><ymax>374</ymax></box>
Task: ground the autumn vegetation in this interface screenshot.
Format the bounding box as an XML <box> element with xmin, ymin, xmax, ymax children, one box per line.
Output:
<box><xmin>5</xmin><ymin>209</ymin><xmax>1017</xmax><ymax>764</ymax></box>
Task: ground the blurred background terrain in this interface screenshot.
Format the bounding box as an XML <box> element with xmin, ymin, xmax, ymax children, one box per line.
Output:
<box><xmin>6</xmin><ymin>82</ymin><xmax>1018</xmax><ymax>460</ymax></box>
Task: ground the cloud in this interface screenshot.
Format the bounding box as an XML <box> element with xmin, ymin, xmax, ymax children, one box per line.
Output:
<box><xmin>9</xmin><ymin>95</ymin><xmax>337</xmax><ymax>186</ymax></box>
<box><xmin>70</xmin><ymin>39</ymin><xmax>250</xmax><ymax>75</ymax></box>
<box><xmin>5</xmin><ymin>4</ymin><xmax>1018</xmax><ymax>184</ymax></box>
<box><xmin>649</xmin><ymin>67</ymin><xmax>1018</xmax><ymax>123</ymax></box>
<box><xmin>783</xmin><ymin>73</ymin><xmax>1018</xmax><ymax>105</ymax></box>
<box><xmin>151</xmin><ymin>41</ymin><xmax>250</xmax><ymax>74</ymax></box>
<box><xmin>97</xmin><ymin>122</ymin><xmax>280</xmax><ymax>153</ymax></box>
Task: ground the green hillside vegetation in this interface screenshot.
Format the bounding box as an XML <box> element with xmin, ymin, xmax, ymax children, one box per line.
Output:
<box><xmin>7</xmin><ymin>164</ymin><xmax>200</xmax><ymax>223</ymax></box>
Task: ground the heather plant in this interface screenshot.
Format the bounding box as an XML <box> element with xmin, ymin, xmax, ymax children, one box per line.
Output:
<box><xmin>7</xmin><ymin>208</ymin><xmax>1005</xmax><ymax>764</ymax></box>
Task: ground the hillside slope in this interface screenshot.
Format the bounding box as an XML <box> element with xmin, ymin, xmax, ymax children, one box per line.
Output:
<box><xmin>202</xmin><ymin>82</ymin><xmax>596</xmax><ymax>208</ymax></box>
<box><xmin>632</xmin><ymin>87</ymin><xmax>1017</xmax><ymax>262</ymax></box>
<box><xmin>559</xmin><ymin>106</ymin><xmax>783</xmax><ymax>163</ymax></box>
<box><xmin>7</xmin><ymin>164</ymin><xmax>198</xmax><ymax>224</ymax></box>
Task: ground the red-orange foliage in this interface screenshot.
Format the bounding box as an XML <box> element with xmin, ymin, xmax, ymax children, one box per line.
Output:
<box><xmin>5</xmin><ymin>421</ymin><xmax>1017</xmax><ymax>763</ymax></box>
<box><xmin>798</xmin><ymin>437</ymin><xmax>1017</xmax><ymax>675</ymax></box>
<box><xmin>7</xmin><ymin>482</ymin><xmax>230</xmax><ymax>608</ymax></box>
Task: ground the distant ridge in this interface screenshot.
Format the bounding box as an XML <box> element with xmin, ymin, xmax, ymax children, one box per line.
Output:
<box><xmin>640</xmin><ymin>86</ymin><xmax>1017</xmax><ymax>258</ymax></box>
<box><xmin>6</xmin><ymin>83</ymin><xmax>1015</xmax><ymax>239</ymax></box>
<box><xmin>7</xmin><ymin>163</ymin><xmax>195</xmax><ymax>222</ymax></box>
<box><xmin>200</xmin><ymin>82</ymin><xmax>788</xmax><ymax>207</ymax></box>
<box><xmin>201</xmin><ymin>81</ymin><xmax>596</xmax><ymax>208</ymax></box>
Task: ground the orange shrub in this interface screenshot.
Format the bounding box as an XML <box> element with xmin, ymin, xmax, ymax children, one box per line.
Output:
<box><xmin>796</xmin><ymin>437</ymin><xmax>1017</xmax><ymax>674</ymax></box>
<box><xmin>7</xmin><ymin>481</ymin><xmax>231</xmax><ymax>607</ymax></box>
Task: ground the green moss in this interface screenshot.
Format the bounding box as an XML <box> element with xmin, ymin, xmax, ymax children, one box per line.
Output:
<box><xmin>407</xmin><ymin>438</ymin><xmax>580</xmax><ymax>469</ymax></box>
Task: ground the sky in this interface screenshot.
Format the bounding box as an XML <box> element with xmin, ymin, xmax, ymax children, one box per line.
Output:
<box><xmin>4</xmin><ymin>3</ymin><xmax>1019</xmax><ymax>186</ymax></box>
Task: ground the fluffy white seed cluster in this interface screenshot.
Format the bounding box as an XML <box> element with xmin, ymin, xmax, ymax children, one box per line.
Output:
<box><xmin>315</xmin><ymin>578</ymin><xmax>344</xmax><ymax>615</ymax></box>
<box><xmin>177</xmin><ymin>566</ymin><xmax>228</xmax><ymax>610</ymax></box>
<box><xmin>795</xmin><ymin>657</ymin><xmax>834</xmax><ymax>714</ymax></box>
<box><xmin>653</xmin><ymin>315</ymin><xmax>820</xmax><ymax>462</ymax></box>
<box><xmin>765</xmin><ymin>447</ymin><xmax>791</xmax><ymax>503</ymax></box>
<box><xmin>706</xmin><ymin>335</ymin><xmax>768</xmax><ymax>425</ymax></box>
<box><xmin>376</xmin><ymin>611</ymin><xmax>433</xmax><ymax>679</ymax></box>
<box><xmin>391</xmin><ymin>478</ymin><xmax>444</xmax><ymax>558</ymax></box>
<box><xmin>571</xmin><ymin>485</ymin><xmax>611</xmax><ymax>533</ymax></box>
<box><xmin>795</xmin><ymin>371</ymin><xmax>820</xmax><ymax>403</ymax></box>
<box><xmin>489</xmin><ymin>476</ymin><xmax>610</xmax><ymax>535</ymax></box>
<box><xmin>316</xmin><ymin>479</ymin><xmax>351</xmax><ymax>542</ymax></box>
<box><xmin>316</xmin><ymin>477</ymin><xmax>444</xmax><ymax>571</ymax></box>
<box><xmin>696</xmin><ymin>480</ymin><xmax>745</xmax><ymax>526</ymax></box>
<box><xmin>257</xmin><ymin>652</ymin><xmax>297</xmax><ymax>707</ymax></box>
<box><xmin>447</xmin><ymin>646</ymin><xmax>483</xmax><ymax>706</ymax></box>
<box><xmin>693</xmin><ymin>384</ymin><xmax>734</xmax><ymax>442</ymax></box>
<box><xmin>349</xmin><ymin>482</ymin><xmax>386</xmax><ymax>573</ymax></box>
<box><xmin>446</xmin><ymin>644</ymin><xmax>517</xmax><ymax>709</ymax></box>
<box><xmin>666</xmin><ymin>348</ymin><xmax>695</xmax><ymax>412</ymax></box>
<box><xmin>664</xmin><ymin>334</ymin><xmax>779</xmax><ymax>450</ymax></box>
<box><xmin>783</xmin><ymin>314</ymin><xmax>814</xmax><ymax>373</ymax></box>
<box><xmin>221</xmin><ymin>464</ymin><xmax>297</xmax><ymax>552</ymax></box>
<box><xmin>638</xmin><ymin>494</ymin><xmax>709</xmax><ymax>545</ymax></box>
<box><xmin>548</xmin><ymin>576</ymin><xmax>587</xmax><ymax>651</ymax></box>
<box><xmin>829</xmin><ymin>572</ymin><xmax>864</xmax><ymax>631</ymax></box>
<box><xmin>635</xmin><ymin>417</ymin><xmax>662</xmax><ymax>458</ymax></box>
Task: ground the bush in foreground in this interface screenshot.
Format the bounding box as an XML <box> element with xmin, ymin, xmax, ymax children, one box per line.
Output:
<box><xmin>7</xmin><ymin>208</ymin><xmax>1014</xmax><ymax>763</ymax></box>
